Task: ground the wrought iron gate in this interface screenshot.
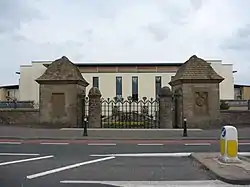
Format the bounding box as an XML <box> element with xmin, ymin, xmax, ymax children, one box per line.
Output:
<box><xmin>101</xmin><ymin>97</ymin><xmax>159</xmax><ymax>128</ymax></box>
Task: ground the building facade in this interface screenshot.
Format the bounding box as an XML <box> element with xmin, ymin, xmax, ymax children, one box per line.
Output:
<box><xmin>234</xmin><ymin>84</ymin><xmax>250</xmax><ymax>100</ymax></box>
<box><xmin>18</xmin><ymin>59</ymin><xmax>235</xmax><ymax>105</ymax></box>
<box><xmin>0</xmin><ymin>85</ymin><xmax>19</xmax><ymax>101</ymax></box>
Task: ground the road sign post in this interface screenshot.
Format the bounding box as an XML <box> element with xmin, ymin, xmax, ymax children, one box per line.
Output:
<box><xmin>219</xmin><ymin>125</ymin><xmax>240</xmax><ymax>163</ymax></box>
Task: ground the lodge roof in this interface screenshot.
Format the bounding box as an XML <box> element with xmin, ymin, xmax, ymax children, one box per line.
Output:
<box><xmin>36</xmin><ymin>56</ymin><xmax>89</xmax><ymax>86</ymax></box>
<box><xmin>170</xmin><ymin>55</ymin><xmax>224</xmax><ymax>84</ymax></box>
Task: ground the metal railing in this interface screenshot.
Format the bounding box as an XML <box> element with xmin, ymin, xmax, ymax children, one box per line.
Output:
<box><xmin>0</xmin><ymin>101</ymin><xmax>35</xmax><ymax>109</ymax></box>
<box><xmin>220</xmin><ymin>100</ymin><xmax>250</xmax><ymax>110</ymax></box>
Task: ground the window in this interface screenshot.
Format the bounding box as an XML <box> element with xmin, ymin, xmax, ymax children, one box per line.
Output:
<box><xmin>155</xmin><ymin>76</ymin><xmax>162</xmax><ymax>99</ymax></box>
<box><xmin>116</xmin><ymin>76</ymin><xmax>122</xmax><ymax>100</ymax></box>
<box><xmin>93</xmin><ymin>77</ymin><xmax>99</xmax><ymax>88</ymax></box>
<box><xmin>132</xmin><ymin>76</ymin><xmax>138</xmax><ymax>101</ymax></box>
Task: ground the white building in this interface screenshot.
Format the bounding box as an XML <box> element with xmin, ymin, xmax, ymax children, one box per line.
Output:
<box><xmin>0</xmin><ymin>85</ymin><xmax>19</xmax><ymax>101</ymax></box>
<box><xmin>19</xmin><ymin>59</ymin><xmax>235</xmax><ymax>105</ymax></box>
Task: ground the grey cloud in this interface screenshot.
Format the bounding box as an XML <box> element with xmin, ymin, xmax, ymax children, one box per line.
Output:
<box><xmin>0</xmin><ymin>1</ymin><xmax>43</xmax><ymax>34</ymax></box>
<box><xmin>221</xmin><ymin>24</ymin><xmax>250</xmax><ymax>51</ymax></box>
<box><xmin>144</xmin><ymin>23</ymin><xmax>168</xmax><ymax>42</ymax></box>
<box><xmin>123</xmin><ymin>40</ymin><xmax>135</xmax><ymax>47</ymax></box>
<box><xmin>222</xmin><ymin>40</ymin><xmax>250</xmax><ymax>51</ymax></box>
<box><xmin>11</xmin><ymin>34</ymin><xmax>29</xmax><ymax>42</ymax></box>
<box><xmin>237</xmin><ymin>24</ymin><xmax>250</xmax><ymax>38</ymax></box>
<box><xmin>190</xmin><ymin>0</ymin><xmax>204</xmax><ymax>10</ymax></box>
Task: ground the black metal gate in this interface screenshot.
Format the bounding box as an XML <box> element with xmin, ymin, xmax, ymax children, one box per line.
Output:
<box><xmin>101</xmin><ymin>97</ymin><xmax>159</xmax><ymax>128</ymax></box>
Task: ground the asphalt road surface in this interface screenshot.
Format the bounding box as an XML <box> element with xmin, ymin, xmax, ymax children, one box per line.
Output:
<box><xmin>0</xmin><ymin>139</ymin><xmax>249</xmax><ymax>187</ymax></box>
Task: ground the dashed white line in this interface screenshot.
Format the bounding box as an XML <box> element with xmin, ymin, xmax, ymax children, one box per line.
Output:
<box><xmin>184</xmin><ymin>143</ymin><xmax>211</xmax><ymax>146</ymax></box>
<box><xmin>137</xmin><ymin>144</ymin><xmax>164</xmax><ymax>146</ymax></box>
<box><xmin>0</xmin><ymin>153</ymin><xmax>40</xmax><ymax>156</ymax></box>
<box><xmin>87</xmin><ymin>143</ymin><xmax>116</xmax><ymax>146</ymax></box>
<box><xmin>40</xmin><ymin>142</ymin><xmax>69</xmax><ymax>145</ymax></box>
<box><xmin>239</xmin><ymin>143</ymin><xmax>250</xmax><ymax>145</ymax></box>
<box><xmin>0</xmin><ymin>142</ymin><xmax>21</xmax><ymax>144</ymax></box>
<box><xmin>26</xmin><ymin>156</ymin><xmax>115</xmax><ymax>179</ymax></box>
<box><xmin>0</xmin><ymin>155</ymin><xmax>54</xmax><ymax>166</ymax></box>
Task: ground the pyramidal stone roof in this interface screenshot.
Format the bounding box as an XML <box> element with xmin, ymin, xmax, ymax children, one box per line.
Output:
<box><xmin>36</xmin><ymin>56</ymin><xmax>89</xmax><ymax>86</ymax></box>
<box><xmin>169</xmin><ymin>55</ymin><xmax>224</xmax><ymax>85</ymax></box>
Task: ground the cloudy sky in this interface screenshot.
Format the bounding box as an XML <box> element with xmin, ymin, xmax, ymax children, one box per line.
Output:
<box><xmin>1</xmin><ymin>0</ymin><xmax>250</xmax><ymax>86</ymax></box>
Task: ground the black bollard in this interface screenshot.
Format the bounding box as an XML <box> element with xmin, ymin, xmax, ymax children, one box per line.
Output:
<box><xmin>83</xmin><ymin>117</ymin><xmax>88</xmax><ymax>136</ymax></box>
<box><xmin>183</xmin><ymin>117</ymin><xmax>187</xmax><ymax>137</ymax></box>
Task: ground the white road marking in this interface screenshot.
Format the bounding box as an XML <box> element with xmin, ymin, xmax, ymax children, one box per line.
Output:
<box><xmin>0</xmin><ymin>142</ymin><xmax>21</xmax><ymax>144</ymax></box>
<box><xmin>60</xmin><ymin>180</ymin><xmax>231</xmax><ymax>186</ymax></box>
<box><xmin>40</xmin><ymin>142</ymin><xmax>69</xmax><ymax>145</ymax></box>
<box><xmin>238</xmin><ymin>152</ymin><xmax>250</xmax><ymax>156</ymax></box>
<box><xmin>0</xmin><ymin>153</ymin><xmax>40</xmax><ymax>156</ymax></box>
<box><xmin>88</xmin><ymin>143</ymin><xmax>116</xmax><ymax>146</ymax></box>
<box><xmin>239</xmin><ymin>143</ymin><xmax>250</xmax><ymax>145</ymax></box>
<box><xmin>137</xmin><ymin>144</ymin><xmax>164</xmax><ymax>146</ymax></box>
<box><xmin>26</xmin><ymin>156</ymin><xmax>115</xmax><ymax>180</ymax></box>
<box><xmin>90</xmin><ymin>152</ymin><xmax>191</xmax><ymax>157</ymax></box>
<box><xmin>184</xmin><ymin>143</ymin><xmax>211</xmax><ymax>146</ymax></box>
<box><xmin>60</xmin><ymin>128</ymin><xmax>203</xmax><ymax>131</ymax></box>
<box><xmin>0</xmin><ymin>155</ymin><xmax>54</xmax><ymax>166</ymax></box>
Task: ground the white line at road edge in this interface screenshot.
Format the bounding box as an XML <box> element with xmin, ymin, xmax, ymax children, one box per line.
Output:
<box><xmin>0</xmin><ymin>155</ymin><xmax>54</xmax><ymax>166</ymax></box>
<box><xmin>88</xmin><ymin>143</ymin><xmax>116</xmax><ymax>146</ymax></box>
<box><xmin>238</xmin><ymin>152</ymin><xmax>250</xmax><ymax>156</ymax></box>
<box><xmin>137</xmin><ymin>144</ymin><xmax>164</xmax><ymax>146</ymax></box>
<box><xmin>60</xmin><ymin>180</ymin><xmax>225</xmax><ymax>186</ymax></box>
<box><xmin>91</xmin><ymin>152</ymin><xmax>250</xmax><ymax>157</ymax></box>
<box><xmin>40</xmin><ymin>143</ymin><xmax>69</xmax><ymax>145</ymax></box>
<box><xmin>184</xmin><ymin>143</ymin><xmax>211</xmax><ymax>146</ymax></box>
<box><xmin>90</xmin><ymin>153</ymin><xmax>191</xmax><ymax>157</ymax></box>
<box><xmin>0</xmin><ymin>142</ymin><xmax>21</xmax><ymax>144</ymax></box>
<box><xmin>26</xmin><ymin>156</ymin><xmax>115</xmax><ymax>180</ymax></box>
<box><xmin>0</xmin><ymin>153</ymin><xmax>40</xmax><ymax>156</ymax></box>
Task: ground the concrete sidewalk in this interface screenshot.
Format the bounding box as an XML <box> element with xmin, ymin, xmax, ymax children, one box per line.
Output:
<box><xmin>0</xmin><ymin>125</ymin><xmax>249</xmax><ymax>140</ymax></box>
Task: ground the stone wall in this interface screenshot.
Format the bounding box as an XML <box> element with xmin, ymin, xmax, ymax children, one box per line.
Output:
<box><xmin>0</xmin><ymin>108</ymin><xmax>250</xmax><ymax>129</ymax></box>
<box><xmin>0</xmin><ymin>109</ymin><xmax>39</xmax><ymax>126</ymax></box>
<box><xmin>186</xmin><ymin>110</ymin><xmax>250</xmax><ymax>129</ymax></box>
<box><xmin>220</xmin><ymin>110</ymin><xmax>250</xmax><ymax>127</ymax></box>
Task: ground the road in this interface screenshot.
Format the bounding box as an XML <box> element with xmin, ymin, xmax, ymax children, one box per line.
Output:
<box><xmin>0</xmin><ymin>139</ymin><xmax>249</xmax><ymax>187</ymax></box>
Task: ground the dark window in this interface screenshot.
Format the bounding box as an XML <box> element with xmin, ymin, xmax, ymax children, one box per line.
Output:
<box><xmin>155</xmin><ymin>76</ymin><xmax>162</xmax><ymax>99</ymax></box>
<box><xmin>93</xmin><ymin>77</ymin><xmax>99</xmax><ymax>88</ymax></box>
<box><xmin>116</xmin><ymin>76</ymin><xmax>122</xmax><ymax>100</ymax></box>
<box><xmin>132</xmin><ymin>76</ymin><xmax>138</xmax><ymax>101</ymax></box>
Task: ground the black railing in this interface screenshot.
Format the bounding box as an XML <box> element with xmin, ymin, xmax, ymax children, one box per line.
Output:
<box><xmin>100</xmin><ymin>97</ymin><xmax>159</xmax><ymax>128</ymax></box>
<box><xmin>220</xmin><ymin>100</ymin><xmax>250</xmax><ymax>110</ymax></box>
<box><xmin>0</xmin><ymin>101</ymin><xmax>35</xmax><ymax>109</ymax></box>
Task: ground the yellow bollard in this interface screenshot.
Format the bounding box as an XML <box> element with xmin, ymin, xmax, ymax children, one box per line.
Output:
<box><xmin>219</xmin><ymin>125</ymin><xmax>240</xmax><ymax>163</ymax></box>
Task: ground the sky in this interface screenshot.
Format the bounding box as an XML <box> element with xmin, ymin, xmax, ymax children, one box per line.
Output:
<box><xmin>0</xmin><ymin>0</ymin><xmax>250</xmax><ymax>86</ymax></box>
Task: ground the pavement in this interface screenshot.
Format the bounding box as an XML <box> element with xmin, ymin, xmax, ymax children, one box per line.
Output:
<box><xmin>0</xmin><ymin>125</ymin><xmax>250</xmax><ymax>140</ymax></box>
<box><xmin>0</xmin><ymin>140</ymin><xmax>250</xmax><ymax>187</ymax></box>
<box><xmin>193</xmin><ymin>153</ymin><xmax>250</xmax><ymax>185</ymax></box>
